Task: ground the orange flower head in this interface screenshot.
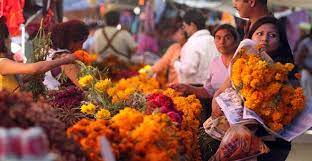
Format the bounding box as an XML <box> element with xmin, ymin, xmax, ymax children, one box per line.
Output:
<box><xmin>73</xmin><ymin>50</ymin><xmax>97</xmax><ymax>64</ymax></box>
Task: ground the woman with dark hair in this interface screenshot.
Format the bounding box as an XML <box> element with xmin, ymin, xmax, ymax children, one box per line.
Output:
<box><xmin>248</xmin><ymin>16</ymin><xmax>294</xmax><ymax>161</ymax></box>
<box><xmin>50</xmin><ymin>20</ymin><xmax>89</xmax><ymax>51</ymax></box>
<box><xmin>0</xmin><ymin>16</ymin><xmax>76</xmax><ymax>93</ymax></box>
<box><xmin>211</xmin><ymin>17</ymin><xmax>295</xmax><ymax>161</ymax></box>
<box><xmin>171</xmin><ymin>24</ymin><xmax>240</xmax><ymax>100</ymax></box>
<box><xmin>152</xmin><ymin>22</ymin><xmax>188</xmax><ymax>85</ymax></box>
<box><xmin>171</xmin><ymin>24</ymin><xmax>240</xmax><ymax>161</ymax></box>
<box><xmin>248</xmin><ymin>16</ymin><xmax>294</xmax><ymax>64</ymax></box>
<box><xmin>44</xmin><ymin>20</ymin><xmax>89</xmax><ymax>90</ymax></box>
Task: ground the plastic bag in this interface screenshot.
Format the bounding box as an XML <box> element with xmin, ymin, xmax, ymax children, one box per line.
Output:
<box><xmin>203</xmin><ymin>116</ymin><xmax>230</xmax><ymax>141</ymax></box>
<box><xmin>209</xmin><ymin>125</ymin><xmax>269</xmax><ymax>161</ymax></box>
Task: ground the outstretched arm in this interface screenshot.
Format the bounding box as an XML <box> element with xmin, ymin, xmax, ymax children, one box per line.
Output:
<box><xmin>0</xmin><ymin>54</ymin><xmax>76</xmax><ymax>75</ymax></box>
<box><xmin>170</xmin><ymin>83</ymin><xmax>212</xmax><ymax>99</ymax></box>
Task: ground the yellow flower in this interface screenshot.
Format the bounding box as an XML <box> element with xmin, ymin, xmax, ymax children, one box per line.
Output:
<box><xmin>95</xmin><ymin>79</ymin><xmax>112</xmax><ymax>92</ymax></box>
<box><xmin>78</xmin><ymin>74</ymin><xmax>94</xmax><ymax>87</ymax></box>
<box><xmin>138</xmin><ymin>65</ymin><xmax>152</xmax><ymax>74</ymax></box>
<box><xmin>275</xmin><ymin>73</ymin><xmax>283</xmax><ymax>81</ymax></box>
<box><xmin>285</xmin><ymin>63</ymin><xmax>295</xmax><ymax>71</ymax></box>
<box><xmin>81</xmin><ymin>103</ymin><xmax>96</xmax><ymax>114</ymax></box>
<box><xmin>96</xmin><ymin>108</ymin><xmax>111</xmax><ymax>119</ymax></box>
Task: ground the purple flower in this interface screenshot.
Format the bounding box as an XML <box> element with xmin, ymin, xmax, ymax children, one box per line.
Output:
<box><xmin>167</xmin><ymin>111</ymin><xmax>182</xmax><ymax>124</ymax></box>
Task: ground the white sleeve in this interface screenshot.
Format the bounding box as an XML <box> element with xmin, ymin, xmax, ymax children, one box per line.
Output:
<box><xmin>92</xmin><ymin>30</ymin><xmax>102</xmax><ymax>53</ymax></box>
<box><xmin>174</xmin><ymin>46</ymin><xmax>200</xmax><ymax>76</ymax></box>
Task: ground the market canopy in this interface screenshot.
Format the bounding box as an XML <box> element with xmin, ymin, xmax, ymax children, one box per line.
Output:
<box><xmin>173</xmin><ymin>0</ymin><xmax>237</xmax><ymax>15</ymax></box>
<box><xmin>173</xmin><ymin>0</ymin><xmax>312</xmax><ymax>10</ymax></box>
<box><xmin>269</xmin><ymin>0</ymin><xmax>312</xmax><ymax>9</ymax></box>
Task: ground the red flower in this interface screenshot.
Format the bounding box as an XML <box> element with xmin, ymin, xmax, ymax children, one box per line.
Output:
<box><xmin>146</xmin><ymin>93</ymin><xmax>183</xmax><ymax>124</ymax></box>
<box><xmin>167</xmin><ymin>111</ymin><xmax>182</xmax><ymax>124</ymax></box>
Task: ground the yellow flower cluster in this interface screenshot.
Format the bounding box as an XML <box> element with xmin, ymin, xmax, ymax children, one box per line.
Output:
<box><xmin>95</xmin><ymin>108</ymin><xmax>111</xmax><ymax>120</ymax></box>
<box><xmin>80</xmin><ymin>103</ymin><xmax>96</xmax><ymax>115</ymax></box>
<box><xmin>130</xmin><ymin>114</ymin><xmax>180</xmax><ymax>161</ymax></box>
<box><xmin>81</xmin><ymin>103</ymin><xmax>112</xmax><ymax>120</ymax></box>
<box><xmin>107</xmin><ymin>74</ymin><xmax>160</xmax><ymax>103</ymax></box>
<box><xmin>231</xmin><ymin>52</ymin><xmax>305</xmax><ymax>132</ymax></box>
<box><xmin>78</xmin><ymin>74</ymin><xmax>94</xmax><ymax>87</ymax></box>
<box><xmin>95</xmin><ymin>78</ymin><xmax>112</xmax><ymax>92</ymax></box>
<box><xmin>111</xmin><ymin>107</ymin><xmax>144</xmax><ymax>137</ymax></box>
<box><xmin>68</xmin><ymin>108</ymin><xmax>182</xmax><ymax>161</ymax></box>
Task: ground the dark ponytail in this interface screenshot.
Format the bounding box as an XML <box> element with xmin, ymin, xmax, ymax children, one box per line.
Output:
<box><xmin>0</xmin><ymin>16</ymin><xmax>10</xmax><ymax>54</ymax></box>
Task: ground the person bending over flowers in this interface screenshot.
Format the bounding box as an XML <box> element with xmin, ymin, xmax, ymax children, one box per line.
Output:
<box><xmin>43</xmin><ymin>20</ymin><xmax>89</xmax><ymax>90</ymax></box>
<box><xmin>0</xmin><ymin>16</ymin><xmax>77</xmax><ymax>93</ymax></box>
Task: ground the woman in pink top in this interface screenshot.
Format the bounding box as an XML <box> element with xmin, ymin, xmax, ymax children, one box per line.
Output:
<box><xmin>152</xmin><ymin>26</ymin><xmax>188</xmax><ymax>85</ymax></box>
<box><xmin>170</xmin><ymin>24</ymin><xmax>240</xmax><ymax>99</ymax></box>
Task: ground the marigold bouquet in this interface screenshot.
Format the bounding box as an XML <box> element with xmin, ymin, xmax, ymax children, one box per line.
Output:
<box><xmin>230</xmin><ymin>41</ymin><xmax>305</xmax><ymax>132</ymax></box>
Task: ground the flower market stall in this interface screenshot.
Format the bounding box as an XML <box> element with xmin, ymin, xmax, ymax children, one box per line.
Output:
<box><xmin>0</xmin><ymin>49</ymin><xmax>203</xmax><ymax>161</ymax></box>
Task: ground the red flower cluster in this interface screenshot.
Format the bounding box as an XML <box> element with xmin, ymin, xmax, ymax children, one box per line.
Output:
<box><xmin>146</xmin><ymin>93</ymin><xmax>183</xmax><ymax>124</ymax></box>
<box><xmin>48</xmin><ymin>86</ymin><xmax>84</xmax><ymax>109</ymax></box>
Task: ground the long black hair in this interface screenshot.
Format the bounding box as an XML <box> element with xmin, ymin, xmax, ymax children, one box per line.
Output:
<box><xmin>247</xmin><ymin>16</ymin><xmax>294</xmax><ymax>64</ymax></box>
<box><xmin>0</xmin><ymin>16</ymin><xmax>9</xmax><ymax>54</ymax></box>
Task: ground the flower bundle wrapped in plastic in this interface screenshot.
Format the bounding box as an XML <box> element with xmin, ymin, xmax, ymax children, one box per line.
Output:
<box><xmin>205</xmin><ymin>40</ymin><xmax>311</xmax><ymax>161</ymax></box>
<box><xmin>209</xmin><ymin>125</ymin><xmax>269</xmax><ymax>161</ymax></box>
<box><xmin>230</xmin><ymin>40</ymin><xmax>305</xmax><ymax>132</ymax></box>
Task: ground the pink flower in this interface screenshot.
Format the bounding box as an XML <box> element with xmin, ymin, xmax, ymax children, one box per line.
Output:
<box><xmin>167</xmin><ymin>111</ymin><xmax>182</xmax><ymax>124</ymax></box>
<box><xmin>146</xmin><ymin>93</ymin><xmax>183</xmax><ymax>124</ymax></box>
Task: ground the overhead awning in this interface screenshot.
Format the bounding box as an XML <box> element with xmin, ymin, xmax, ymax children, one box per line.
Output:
<box><xmin>269</xmin><ymin>0</ymin><xmax>312</xmax><ymax>9</ymax></box>
<box><xmin>173</xmin><ymin>0</ymin><xmax>312</xmax><ymax>10</ymax></box>
<box><xmin>64</xmin><ymin>0</ymin><xmax>105</xmax><ymax>11</ymax></box>
<box><xmin>173</xmin><ymin>0</ymin><xmax>237</xmax><ymax>15</ymax></box>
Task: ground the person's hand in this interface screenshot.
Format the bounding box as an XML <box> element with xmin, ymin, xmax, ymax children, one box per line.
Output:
<box><xmin>211</xmin><ymin>96</ymin><xmax>223</xmax><ymax>118</ymax></box>
<box><xmin>61</xmin><ymin>54</ymin><xmax>77</xmax><ymax>64</ymax></box>
<box><xmin>169</xmin><ymin>83</ymin><xmax>190</xmax><ymax>96</ymax></box>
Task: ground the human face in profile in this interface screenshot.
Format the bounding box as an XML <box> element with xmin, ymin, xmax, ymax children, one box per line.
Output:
<box><xmin>232</xmin><ymin>0</ymin><xmax>252</xmax><ymax>19</ymax></box>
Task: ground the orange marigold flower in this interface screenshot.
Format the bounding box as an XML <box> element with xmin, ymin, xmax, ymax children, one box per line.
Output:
<box><xmin>272</xmin><ymin>111</ymin><xmax>283</xmax><ymax>122</ymax></box>
<box><xmin>73</xmin><ymin>50</ymin><xmax>97</xmax><ymax>64</ymax></box>
<box><xmin>268</xmin><ymin>122</ymin><xmax>283</xmax><ymax>132</ymax></box>
<box><xmin>285</xmin><ymin>63</ymin><xmax>295</xmax><ymax>71</ymax></box>
<box><xmin>295</xmin><ymin>73</ymin><xmax>302</xmax><ymax>80</ymax></box>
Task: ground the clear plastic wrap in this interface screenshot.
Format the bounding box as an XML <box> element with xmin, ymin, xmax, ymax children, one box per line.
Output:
<box><xmin>203</xmin><ymin>116</ymin><xmax>230</xmax><ymax>141</ymax></box>
<box><xmin>209</xmin><ymin>125</ymin><xmax>269</xmax><ymax>161</ymax></box>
